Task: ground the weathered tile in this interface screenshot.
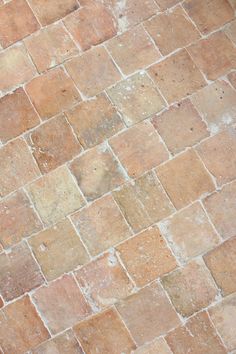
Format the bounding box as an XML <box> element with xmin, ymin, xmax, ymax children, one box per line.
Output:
<box><xmin>162</xmin><ymin>259</ymin><xmax>218</xmax><ymax>317</ymax></box>
<box><xmin>228</xmin><ymin>70</ymin><xmax>236</xmax><ymax>88</ymax></box>
<box><xmin>74</xmin><ymin>308</ymin><xmax>136</xmax><ymax>354</ymax></box>
<box><xmin>33</xmin><ymin>274</ymin><xmax>91</xmax><ymax>334</ymax></box>
<box><xmin>110</xmin><ymin>121</ymin><xmax>169</xmax><ymax>178</ymax></box>
<box><xmin>225</xmin><ymin>19</ymin><xmax>236</xmax><ymax>44</ymax></box>
<box><xmin>204</xmin><ymin>180</ymin><xmax>236</xmax><ymax>239</ymax></box>
<box><xmin>156</xmin><ymin>149</ymin><xmax>214</xmax><ymax>209</ymax></box>
<box><xmin>66</xmin><ymin>93</ymin><xmax>124</xmax><ymax>149</ymax></box>
<box><xmin>64</xmin><ymin>2</ymin><xmax>117</xmax><ymax>50</ymax></box>
<box><xmin>113</xmin><ymin>171</ymin><xmax>174</xmax><ymax>232</ymax></box>
<box><xmin>159</xmin><ymin>202</ymin><xmax>219</xmax><ymax>262</ymax></box>
<box><xmin>27</xmin><ymin>166</ymin><xmax>84</xmax><ymax>225</ymax></box>
<box><xmin>155</xmin><ymin>0</ymin><xmax>181</xmax><ymax>10</ymax></box>
<box><xmin>0</xmin><ymin>0</ymin><xmax>39</xmax><ymax>48</ymax></box>
<box><xmin>32</xmin><ymin>330</ymin><xmax>83</xmax><ymax>354</ymax></box>
<box><xmin>75</xmin><ymin>252</ymin><xmax>134</xmax><ymax>309</ymax></box>
<box><xmin>117</xmin><ymin>282</ymin><xmax>180</xmax><ymax>345</ymax></box>
<box><xmin>27</xmin><ymin>115</ymin><xmax>81</xmax><ymax>173</ymax></box>
<box><xmin>0</xmin><ymin>190</ymin><xmax>42</xmax><ymax>248</ymax></box>
<box><xmin>0</xmin><ymin>88</ymin><xmax>39</xmax><ymax>143</ymax></box>
<box><xmin>166</xmin><ymin>312</ymin><xmax>227</xmax><ymax>354</ymax></box>
<box><xmin>71</xmin><ymin>195</ymin><xmax>131</xmax><ymax>255</ymax></box>
<box><xmin>197</xmin><ymin>128</ymin><xmax>236</xmax><ymax>186</ymax></box>
<box><xmin>188</xmin><ymin>32</ymin><xmax>236</xmax><ymax>81</ymax></box>
<box><xmin>117</xmin><ymin>226</ymin><xmax>177</xmax><ymax>286</ymax></box>
<box><xmin>70</xmin><ymin>144</ymin><xmax>125</xmax><ymax>201</ymax></box>
<box><xmin>65</xmin><ymin>46</ymin><xmax>121</xmax><ymax>97</ymax></box>
<box><xmin>191</xmin><ymin>80</ymin><xmax>236</xmax><ymax>134</ymax></box>
<box><xmin>106</xmin><ymin>25</ymin><xmax>160</xmax><ymax>75</ymax></box>
<box><xmin>184</xmin><ymin>0</ymin><xmax>234</xmax><ymax>34</ymax></box>
<box><xmin>28</xmin><ymin>0</ymin><xmax>79</xmax><ymax>25</ymax></box>
<box><xmin>209</xmin><ymin>293</ymin><xmax>236</xmax><ymax>351</ymax></box>
<box><xmin>25</xmin><ymin>22</ymin><xmax>78</xmax><ymax>73</ymax></box>
<box><xmin>29</xmin><ymin>219</ymin><xmax>89</xmax><ymax>281</ymax></box>
<box><xmin>133</xmin><ymin>338</ymin><xmax>172</xmax><ymax>354</ymax></box>
<box><xmin>0</xmin><ymin>44</ymin><xmax>36</xmax><ymax>93</ymax></box>
<box><xmin>26</xmin><ymin>67</ymin><xmax>81</xmax><ymax>120</ymax></box>
<box><xmin>0</xmin><ymin>139</ymin><xmax>40</xmax><ymax>197</ymax></box>
<box><xmin>107</xmin><ymin>72</ymin><xmax>165</xmax><ymax>126</ymax></box>
<box><xmin>148</xmin><ymin>49</ymin><xmax>206</xmax><ymax>103</ymax></box>
<box><xmin>204</xmin><ymin>237</ymin><xmax>236</xmax><ymax>296</ymax></box>
<box><xmin>0</xmin><ymin>296</ymin><xmax>49</xmax><ymax>354</ymax></box>
<box><xmin>0</xmin><ymin>242</ymin><xmax>44</xmax><ymax>301</ymax></box>
<box><xmin>152</xmin><ymin>99</ymin><xmax>209</xmax><ymax>154</ymax></box>
<box><xmin>144</xmin><ymin>6</ymin><xmax>199</xmax><ymax>55</ymax></box>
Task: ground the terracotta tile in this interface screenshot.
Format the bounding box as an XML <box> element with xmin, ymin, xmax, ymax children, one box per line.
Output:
<box><xmin>113</xmin><ymin>171</ymin><xmax>174</xmax><ymax>232</ymax></box>
<box><xmin>70</xmin><ymin>144</ymin><xmax>125</xmax><ymax>201</ymax></box>
<box><xmin>166</xmin><ymin>312</ymin><xmax>227</xmax><ymax>354</ymax></box>
<box><xmin>0</xmin><ymin>88</ymin><xmax>39</xmax><ymax>143</ymax></box>
<box><xmin>0</xmin><ymin>43</ymin><xmax>36</xmax><ymax>93</ymax></box>
<box><xmin>159</xmin><ymin>202</ymin><xmax>219</xmax><ymax>262</ymax></box>
<box><xmin>162</xmin><ymin>259</ymin><xmax>218</xmax><ymax>317</ymax></box>
<box><xmin>0</xmin><ymin>296</ymin><xmax>49</xmax><ymax>354</ymax></box>
<box><xmin>106</xmin><ymin>25</ymin><xmax>160</xmax><ymax>75</ymax></box>
<box><xmin>66</xmin><ymin>93</ymin><xmax>124</xmax><ymax>149</ymax></box>
<box><xmin>204</xmin><ymin>180</ymin><xmax>236</xmax><ymax>240</ymax></box>
<box><xmin>26</xmin><ymin>67</ymin><xmax>81</xmax><ymax>120</ymax></box>
<box><xmin>117</xmin><ymin>282</ymin><xmax>180</xmax><ymax>345</ymax></box>
<box><xmin>75</xmin><ymin>252</ymin><xmax>134</xmax><ymax>309</ymax></box>
<box><xmin>183</xmin><ymin>0</ymin><xmax>234</xmax><ymax>34</ymax></box>
<box><xmin>110</xmin><ymin>121</ymin><xmax>168</xmax><ymax>178</ymax></box>
<box><xmin>209</xmin><ymin>293</ymin><xmax>236</xmax><ymax>351</ymax></box>
<box><xmin>144</xmin><ymin>6</ymin><xmax>199</xmax><ymax>55</ymax></box>
<box><xmin>65</xmin><ymin>46</ymin><xmax>121</xmax><ymax>97</ymax></box>
<box><xmin>133</xmin><ymin>338</ymin><xmax>172</xmax><ymax>354</ymax></box>
<box><xmin>155</xmin><ymin>0</ymin><xmax>181</xmax><ymax>10</ymax></box>
<box><xmin>81</xmin><ymin>0</ymin><xmax>158</xmax><ymax>32</ymax></box>
<box><xmin>225</xmin><ymin>19</ymin><xmax>236</xmax><ymax>44</ymax></box>
<box><xmin>71</xmin><ymin>195</ymin><xmax>131</xmax><ymax>256</ymax></box>
<box><xmin>148</xmin><ymin>49</ymin><xmax>206</xmax><ymax>103</ymax></box>
<box><xmin>117</xmin><ymin>226</ymin><xmax>177</xmax><ymax>287</ymax></box>
<box><xmin>28</xmin><ymin>0</ymin><xmax>79</xmax><ymax>25</ymax></box>
<box><xmin>29</xmin><ymin>219</ymin><xmax>89</xmax><ymax>281</ymax></box>
<box><xmin>111</xmin><ymin>0</ymin><xmax>158</xmax><ymax>31</ymax></box>
<box><xmin>0</xmin><ymin>0</ymin><xmax>39</xmax><ymax>48</ymax></box>
<box><xmin>107</xmin><ymin>72</ymin><xmax>166</xmax><ymax>126</ymax></box>
<box><xmin>0</xmin><ymin>190</ymin><xmax>42</xmax><ymax>249</ymax></box>
<box><xmin>32</xmin><ymin>330</ymin><xmax>83</xmax><ymax>354</ymax></box>
<box><xmin>33</xmin><ymin>274</ymin><xmax>91</xmax><ymax>334</ymax></box>
<box><xmin>156</xmin><ymin>149</ymin><xmax>214</xmax><ymax>209</ymax></box>
<box><xmin>0</xmin><ymin>139</ymin><xmax>40</xmax><ymax>197</ymax></box>
<box><xmin>152</xmin><ymin>99</ymin><xmax>209</xmax><ymax>154</ymax></box>
<box><xmin>204</xmin><ymin>237</ymin><xmax>236</xmax><ymax>296</ymax></box>
<box><xmin>188</xmin><ymin>32</ymin><xmax>236</xmax><ymax>81</ymax></box>
<box><xmin>64</xmin><ymin>2</ymin><xmax>117</xmax><ymax>50</ymax></box>
<box><xmin>74</xmin><ymin>308</ymin><xmax>136</xmax><ymax>354</ymax></box>
<box><xmin>197</xmin><ymin>128</ymin><xmax>236</xmax><ymax>186</ymax></box>
<box><xmin>27</xmin><ymin>115</ymin><xmax>81</xmax><ymax>173</ymax></box>
<box><xmin>191</xmin><ymin>80</ymin><xmax>236</xmax><ymax>134</ymax></box>
<box><xmin>0</xmin><ymin>242</ymin><xmax>44</xmax><ymax>301</ymax></box>
<box><xmin>228</xmin><ymin>70</ymin><xmax>236</xmax><ymax>88</ymax></box>
<box><xmin>27</xmin><ymin>166</ymin><xmax>84</xmax><ymax>225</ymax></box>
<box><xmin>25</xmin><ymin>22</ymin><xmax>78</xmax><ymax>73</ymax></box>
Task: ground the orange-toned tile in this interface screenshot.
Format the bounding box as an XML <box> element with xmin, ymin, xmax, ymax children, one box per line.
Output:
<box><xmin>117</xmin><ymin>226</ymin><xmax>177</xmax><ymax>286</ymax></box>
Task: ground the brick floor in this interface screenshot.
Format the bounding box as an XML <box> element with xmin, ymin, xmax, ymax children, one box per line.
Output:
<box><xmin>0</xmin><ymin>0</ymin><xmax>235</xmax><ymax>353</ymax></box>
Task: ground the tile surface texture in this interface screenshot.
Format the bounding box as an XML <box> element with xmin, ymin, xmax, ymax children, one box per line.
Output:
<box><xmin>0</xmin><ymin>0</ymin><xmax>235</xmax><ymax>353</ymax></box>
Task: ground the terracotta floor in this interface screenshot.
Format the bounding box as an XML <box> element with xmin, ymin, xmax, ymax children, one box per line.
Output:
<box><xmin>0</xmin><ymin>0</ymin><xmax>236</xmax><ymax>353</ymax></box>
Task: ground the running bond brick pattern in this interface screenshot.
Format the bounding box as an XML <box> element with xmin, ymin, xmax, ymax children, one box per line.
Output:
<box><xmin>0</xmin><ymin>0</ymin><xmax>236</xmax><ymax>353</ymax></box>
